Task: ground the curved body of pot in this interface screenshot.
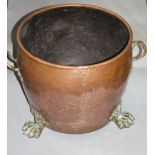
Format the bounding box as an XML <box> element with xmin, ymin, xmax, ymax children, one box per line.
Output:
<box><xmin>17</xmin><ymin>4</ymin><xmax>133</xmax><ymax>134</ymax></box>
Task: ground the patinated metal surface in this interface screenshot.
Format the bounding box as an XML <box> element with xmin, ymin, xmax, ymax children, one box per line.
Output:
<box><xmin>16</xmin><ymin>4</ymin><xmax>133</xmax><ymax>134</ymax></box>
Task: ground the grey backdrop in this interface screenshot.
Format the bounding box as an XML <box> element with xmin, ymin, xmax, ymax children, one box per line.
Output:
<box><xmin>8</xmin><ymin>0</ymin><xmax>146</xmax><ymax>155</ymax></box>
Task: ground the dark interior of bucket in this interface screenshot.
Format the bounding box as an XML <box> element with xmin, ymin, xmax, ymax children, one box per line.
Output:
<box><xmin>21</xmin><ymin>6</ymin><xmax>129</xmax><ymax>66</ymax></box>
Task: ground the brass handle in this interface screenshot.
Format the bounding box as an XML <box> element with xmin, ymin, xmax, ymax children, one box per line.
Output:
<box><xmin>7</xmin><ymin>51</ymin><xmax>18</xmax><ymax>71</ymax></box>
<box><xmin>7</xmin><ymin>51</ymin><xmax>17</xmax><ymax>63</ymax></box>
<box><xmin>132</xmin><ymin>40</ymin><xmax>147</xmax><ymax>61</ymax></box>
<box><xmin>7</xmin><ymin>51</ymin><xmax>23</xmax><ymax>81</ymax></box>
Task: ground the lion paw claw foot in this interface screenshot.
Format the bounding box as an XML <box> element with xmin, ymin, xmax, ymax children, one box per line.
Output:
<box><xmin>22</xmin><ymin>121</ymin><xmax>43</xmax><ymax>138</ymax></box>
<box><xmin>110</xmin><ymin>102</ymin><xmax>135</xmax><ymax>129</ymax></box>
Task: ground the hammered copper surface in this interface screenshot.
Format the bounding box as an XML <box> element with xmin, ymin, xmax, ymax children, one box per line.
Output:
<box><xmin>17</xmin><ymin>4</ymin><xmax>133</xmax><ymax>133</ymax></box>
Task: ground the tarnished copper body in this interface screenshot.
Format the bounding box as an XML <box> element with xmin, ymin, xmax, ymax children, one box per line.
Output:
<box><xmin>16</xmin><ymin>4</ymin><xmax>132</xmax><ymax>134</ymax></box>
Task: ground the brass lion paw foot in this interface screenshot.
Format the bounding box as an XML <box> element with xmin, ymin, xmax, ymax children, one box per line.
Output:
<box><xmin>110</xmin><ymin>102</ymin><xmax>135</xmax><ymax>129</ymax></box>
<box><xmin>22</xmin><ymin>121</ymin><xmax>43</xmax><ymax>138</ymax></box>
<box><xmin>22</xmin><ymin>107</ymin><xmax>48</xmax><ymax>138</ymax></box>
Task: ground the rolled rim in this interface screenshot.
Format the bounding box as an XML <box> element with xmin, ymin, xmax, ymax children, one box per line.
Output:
<box><xmin>16</xmin><ymin>3</ymin><xmax>133</xmax><ymax>69</ymax></box>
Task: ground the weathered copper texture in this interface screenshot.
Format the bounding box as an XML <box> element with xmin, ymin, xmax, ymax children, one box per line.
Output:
<box><xmin>16</xmin><ymin>4</ymin><xmax>133</xmax><ymax>134</ymax></box>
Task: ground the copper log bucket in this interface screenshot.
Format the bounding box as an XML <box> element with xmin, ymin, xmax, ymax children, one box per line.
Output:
<box><xmin>7</xmin><ymin>4</ymin><xmax>147</xmax><ymax>138</ymax></box>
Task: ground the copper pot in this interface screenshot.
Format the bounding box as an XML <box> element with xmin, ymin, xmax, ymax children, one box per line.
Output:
<box><xmin>7</xmin><ymin>4</ymin><xmax>146</xmax><ymax>138</ymax></box>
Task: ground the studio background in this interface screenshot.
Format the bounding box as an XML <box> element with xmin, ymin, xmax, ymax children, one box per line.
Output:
<box><xmin>8</xmin><ymin>0</ymin><xmax>146</xmax><ymax>155</ymax></box>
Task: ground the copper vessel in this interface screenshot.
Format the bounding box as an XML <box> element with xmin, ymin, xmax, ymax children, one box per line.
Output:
<box><xmin>7</xmin><ymin>4</ymin><xmax>146</xmax><ymax>138</ymax></box>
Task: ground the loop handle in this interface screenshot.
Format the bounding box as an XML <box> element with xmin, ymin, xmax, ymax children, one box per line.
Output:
<box><xmin>7</xmin><ymin>51</ymin><xmax>23</xmax><ymax>81</ymax></box>
<box><xmin>132</xmin><ymin>40</ymin><xmax>147</xmax><ymax>61</ymax></box>
<box><xmin>7</xmin><ymin>51</ymin><xmax>18</xmax><ymax>72</ymax></box>
<box><xmin>7</xmin><ymin>51</ymin><xmax>17</xmax><ymax>63</ymax></box>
